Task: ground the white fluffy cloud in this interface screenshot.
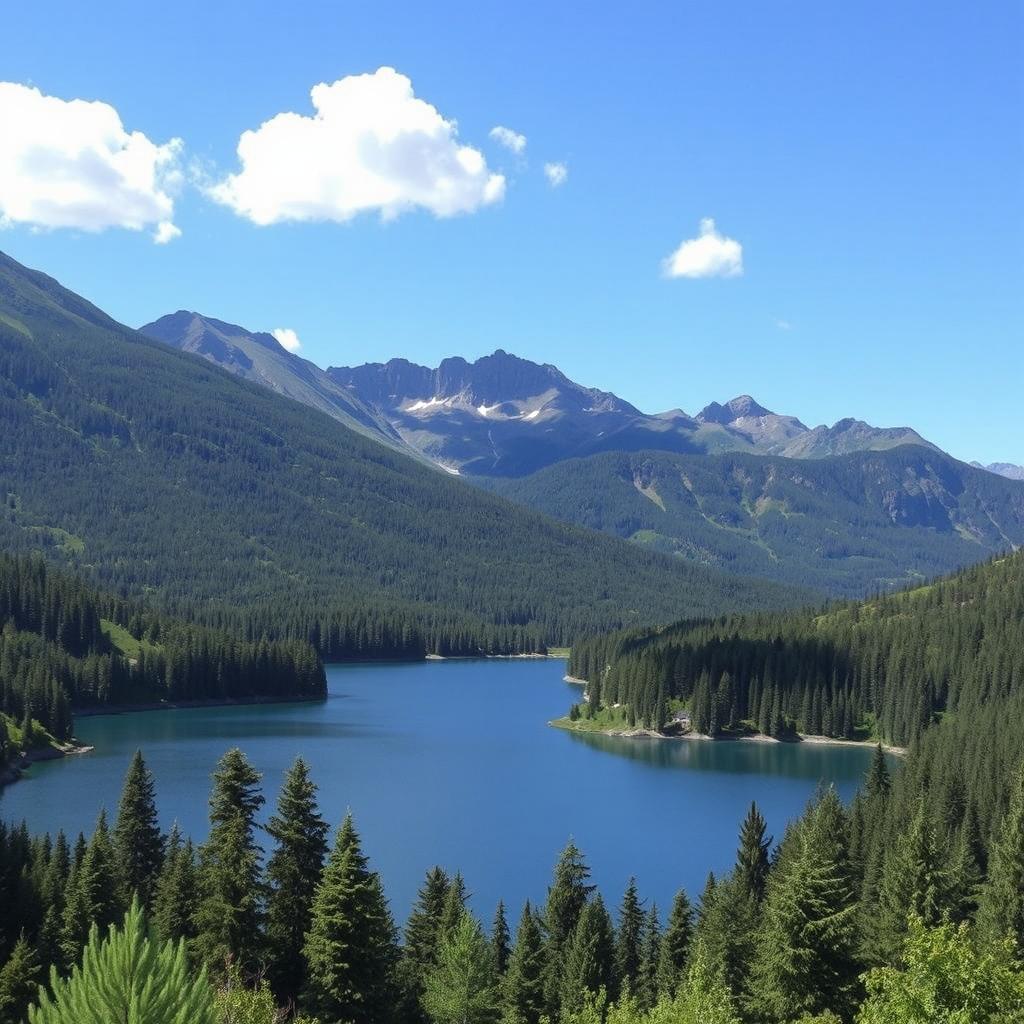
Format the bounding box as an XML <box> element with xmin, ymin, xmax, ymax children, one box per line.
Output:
<box><xmin>544</xmin><ymin>162</ymin><xmax>568</xmax><ymax>187</ymax></box>
<box><xmin>272</xmin><ymin>328</ymin><xmax>302</xmax><ymax>353</ymax></box>
<box><xmin>663</xmin><ymin>218</ymin><xmax>743</xmax><ymax>279</ymax></box>
<box><xmin>489</xmin><ymin>125</ymin><xmax>526</xmax><ymax>154</ymax></box>
<box><xmin>0</xmin><ymin>82</ymin><xmax>182</xmax><ymax>243</ymax></box>
<box><xmin>212</xmin><ymin>67</ymin><xmax>506</xmax><ymax>225</ymax></box>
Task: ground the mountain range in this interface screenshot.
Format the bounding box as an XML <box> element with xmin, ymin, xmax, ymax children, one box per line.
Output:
<box><xmin>139</xmin><ymin>316</ymin><xmax>945</xmax><ymax>478</ymax></box>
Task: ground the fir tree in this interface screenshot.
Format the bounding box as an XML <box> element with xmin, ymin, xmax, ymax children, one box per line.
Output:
<box><xmin>399</xmin><ymin>866</ymin><xmax>451</xmax><ymax>1022</ymax></box>
<box><xmin>0</xmin><ymin>935</ymin><xmax>39</xmax><ymax>1024</ymax></box>
<box><xmin>491</xmin><ymin>900</ymin><xmax>511</xmax><ymax>976</ymax></box>
<box><xmin>502</xmin><ymin>902</ymin><xmax>545</xmax><ymax>1024</ymax></box>
<box><xmin>559</xmin><ymin>894</ymin><xmax>615</xmax><ymax>1015</ymax></box>
<box><xmin>977</xmin><ymin>768</ymin><xmax>1024</xmax><ymax>948</ymax></box>
<box><xmin>60</xmin><ymin>811</ymin><xmax>121</xmax><ymax>967</ymax></box>
<box><xmin>301</xmin><ymin>814</ymin><xmax>399</xmax><ymax>1024</ymax></box>
<box><xmin>666</xmin><ymin>940</ymin><xmax>741</xmax><ymax>1024</ymax></box>
<box><xmin>656</xmin><ymin>889</ymin><xmax>693</xmax><ymax>998</ymax></box>
<box><xmin>542</xmin><ymin>840</ymin><xmax>594</xmax><ymax>1017</ymax></box>
<box><xmin>151</xmin><ymin>827</ymin><xmax>198</xmax><ymax>945</ymax></box>
<box><xmin>439</xmin><ymin>872</ymin><xmax>469</xmax><ymax>941</ymax></box>
<box><xmin>192</xmin><ymin>748</ymin><xmax>266</xmax><ymax>972</ymax></box>
<box><xmin>636</xmin><ymin>904</ymin><xmax>661</xmax><ymax>1011</ymax></box>
<box><xmin>614</xmin><ymin>877</ymin><xmax>644</xmax><ymax>996</ymax></box>
<box><xmin>735</xmin><ymin>802</ymin><xmax>771</xmax><ymax>904</ymax></box>
<box><xmin>422</xmin><ymin>912</ymin><xmax>500</xmax><ymax>1024</ymax></box>
<box><xmin>112</xmin><ymin>751</ymin><xmax>164</xmax><ymax>908</ymax></box>
<box><xmin>264</xmin><ymin>757</ymin><xmax>329</xmax><ymax>1003</ymax></box>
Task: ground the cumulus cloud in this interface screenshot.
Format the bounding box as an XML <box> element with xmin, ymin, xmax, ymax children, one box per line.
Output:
<box><xmin>489</xmin><ymin>125</ymin><xmax>526</xmax><ymax>154</ymax></box>
<box><xmin>544</xmin><ymin>162</ymin><xmax>568</xmax><ymax>187</ymax></box>
<box><xmin>0</xmin><ymin>82</ymin><xmax>182</xmax><ymax>243</ymax></box>
<box><xmin>211</xmin><ymin>67</ymin><xmax>505</xmax><ymax>226</ymax></box>
<box><xmin>272</xmin><ymin>328</ymin><xmax>302</xmax><ymax>353</ymax></box>
<box><xmin>663</xmin><ymin>218</ymin><xmax>743</xmax><ymax>279</ymax></box>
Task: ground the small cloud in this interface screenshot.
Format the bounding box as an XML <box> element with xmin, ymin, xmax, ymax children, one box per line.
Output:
<box><xmin>663</xmin><ymin>218</ymin><xmax>743</xmax><ymax>279</ymax></box>
<box><xmin>544</xmin><ymin>162</ymin><xmax>568</xmax><ymax>187</ymax></box>
<box><xmin>489</xmin><ymin>125</ymin><xmax>526</xmax><ymax>154</ymax></box>
<box><xmin>272</xmin><ymin>327</ymin><xmax>302</xmax><ymax>353</ymax></box>
<box><xmin>774</xmin><ymin>318</ymin><xmax>792</xmax><ymax>331</ymax></box>
<box><xmin>211</xmin><ymin>67</ymin><xmax>505</xmax><ymax>226</ymax></box>
<box><xmin>0</xmin><ymin>82</ymin><xmax>183</xmax><ymax>241</ymax></box>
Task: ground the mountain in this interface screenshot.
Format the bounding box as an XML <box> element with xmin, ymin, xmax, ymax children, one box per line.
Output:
<box><xmin>140</xmin><ymin>311</ymin><xmax>421</xmax><ymax>459</ymax></box>
<box><xmin>325</xmin><ymin>353</ymin><xmax>941</xmax><ymax>476</ymax></box>
<box><xmin>483</xmin><ymin>446</ymin><xmax>1024</xmax><ymax>598</ymax></box>
<box><xmin>972</xmin><ymin>461</ymin><xmax>1024</xmax><ymax>481</ymax></box>
<box><xmin>0</xmin><ymin>250</ymin><xmax>807</xmax><ymax>656</ymax></box>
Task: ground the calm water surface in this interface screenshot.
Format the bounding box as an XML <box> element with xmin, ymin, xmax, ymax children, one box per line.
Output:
<box><xmin>1</xmin><ymin>660</ymin><xmax>878</xmax><ymax>920</ymax></box>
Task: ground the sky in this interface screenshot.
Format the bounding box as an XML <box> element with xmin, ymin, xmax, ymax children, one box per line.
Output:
<box><xmin>2</xmin><ymin>0</ymin><xmax>1022</xmax><ymax>464</ymax></box>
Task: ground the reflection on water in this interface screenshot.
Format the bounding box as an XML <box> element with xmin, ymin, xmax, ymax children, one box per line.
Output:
<box><xmin>1</xmin><ymin>659</ymin><xmax>878</xmax><ymax>921</ymax></box>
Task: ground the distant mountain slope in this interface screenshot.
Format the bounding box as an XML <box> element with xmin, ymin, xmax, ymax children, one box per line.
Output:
<box><xmin>482</xmin><ymin>447</ymin><xmax>1024</xmax><ymax>598</ymax></box>
<box><xmin>0</xmin><ymin>250</ymin><xmax>807</xmax><ymax>655</ymax></box>
<box><xmin>972</xmin><ymin>461</ymin><xmax>1024</xmax><ymax>481</ymax></box>
<box><xmin>140</xmin><ymin>311</ymin><xmax>421</xmax><ymax>459</ymax></box>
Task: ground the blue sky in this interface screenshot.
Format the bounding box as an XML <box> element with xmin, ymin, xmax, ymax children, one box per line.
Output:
<box><xmin>2</xmin><ymin>0</ymin><xmax>1021</xmax><ymax>463</ymax></box>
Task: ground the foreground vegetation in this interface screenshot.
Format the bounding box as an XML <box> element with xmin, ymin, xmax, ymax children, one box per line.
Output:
<box><xmin>3</xmin><ymin>748</ymin><xmax>1024</xmax><ymax>1023</ymax></box>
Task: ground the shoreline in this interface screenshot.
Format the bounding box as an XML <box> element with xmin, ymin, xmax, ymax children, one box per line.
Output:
<box><xmin>549</xmin><ymin>718</ymin><xmax>906</xmax><ymax>756</ymax></box>
<box><xmin>1</xmin><ymin>741</ymin><xmax>95</xmax><ymax>788</ymax></box>
<box><xmin>425</xmin><ymin>652</ymin><xmax>566</xmax><ymax>661</ymax></box>
<box><xmin>73</xmin><ymin>692</ymin><xmax>325</xmax><ymax>719</ymax></box>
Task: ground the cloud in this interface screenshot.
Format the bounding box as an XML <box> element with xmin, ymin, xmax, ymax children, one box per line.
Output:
<box><xmin>663</xmin><ymin>218</ymin><xmax>743</xmax><ymax>279</ymax></box>
<box><xmin>211</xmin><ymin>67</ymin><xmax>506</xmax><ymax>226</ymax></box>
<box><xmin>489</xmin><ymin>125</ymin><xmax>526</xmax><ymax>154</ymax></box>
<box><xmin>272</xmin><ymin>327</ymin><xmax>302</xmax><ymax>353</ymax></box>
<box><xmin>774</xmin><ymin>318</ymin><xmax>792</xmax><ymax>331</ymax></box>
<box><xmin>0</xmin><ymin>82</ymin><xmax>183</xmax><ymax>243</ymax></box>
<box><xmin>544</xmin><ymin>162</ymin><xmax>568</xmax><ymax>187</ymax></box>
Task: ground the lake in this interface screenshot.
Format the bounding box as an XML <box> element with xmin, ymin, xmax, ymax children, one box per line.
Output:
<box><xmin>0</xmin><ymin>659</ymin><xmax>880</xmax><ymax>923</ymax></box>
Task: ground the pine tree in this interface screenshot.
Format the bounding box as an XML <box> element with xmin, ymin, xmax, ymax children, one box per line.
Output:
<box><xmin>28</xmin><ymin>900</ymin><xmax>215</xmax><ymax>1024</ymax></box>
<box><xmin>735</xmin><ymin>802</ymin><xmax>771</xmax><ymax>904</ymax></box>
<box><xmin>491</xmin><ymin>900</ymin><xmax>511</xmax><ymax>976</ymax></box>
<box><xmin>667</xmin><ymin>940</ymin><xmax>741</xmax><ymax>1024</ymax></box>
<box><xmin>614</xmin><ymin>877</ymin><xmax>643</xmax><ymax>996</ymax></box>
<box><xmin>151</xmin><ymin>828</ymin><xmax>198</xmax><ymax>946</ymax></box>
<box><xmin>636</xmin><ymin>904</ymin><xmax>661</xmax><ymax>1011</ymax></box>
<box><xmin>656</xmin><ymin>889</ymin><xmax>693</xmax><ymax>998</ymax></box>
<box><xmin>112</xmin><ymin>751</ymin><xmax>164</xmax><ymax>908</ymax></box>
<box><xmin>750</xmin><ymin>788</ymin><xmax>859</xmax><ymax>1021</ymax></box>
<box><xmin>301</xmin><ymin>814</ymin><xmax>399</xmax><ymax>1023</ymax></box>
<box><xmin>264</xmin><ymin>757</ymin><xmax>329</xmax><ymax>1003</ymax></box>
<box><xmin>0</xmin><ymin>935</ymin><xmax>39</xmax><ymax>1024</ymax></box>
<box><xmin>559</xmin><ymin>894</ymin><xmax>615</xmax><ymax>1015</ymax></box>
<box><xmin>502</xmin><ymin>902</ymin><xmax>545</xmax><ymax>1024</ymax></box>
<box><xmin>977</xmin><ymin>768</ymin><xmax>1024</xmax><ymax>948</ymax></box>
<box><xmin>439</xmin><ymin>872</ymin><xmax>469</xmax><ymax>941</ymax></box>
<box><xmin>422</xmin><ymin>912</ymin><xmax>500</xmax><ymax>1024</ymax></box>
<box><xmin>542</xmin><ymin>840</ymin><xmax>594</xmax><ymax>1016</ymax></box>
<box><xmin>399</xmin><ymin>866</ymin><xmax>451</xmax><ymax>1022</ymax></box>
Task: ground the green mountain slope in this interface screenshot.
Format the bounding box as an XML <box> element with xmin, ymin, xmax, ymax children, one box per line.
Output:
<box><xmin>482</xmin><ymin>447</ymin><xmax>1024</xmax><ymax>598</ymax></box>
<box><xmin>0</xmin><ymin>251</ymin><xmax>808</xmax><ymax>653</ymax></box>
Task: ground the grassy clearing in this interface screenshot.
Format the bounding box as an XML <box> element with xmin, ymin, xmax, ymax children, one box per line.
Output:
<box><xmin>101</xmin><ymin>619</ymin><xmax>161</xmax><ymax>660</ymax></box>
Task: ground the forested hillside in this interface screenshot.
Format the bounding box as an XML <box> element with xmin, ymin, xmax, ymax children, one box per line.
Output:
<box><xmin>485</xmin><ymin>447</ymin><xmax>1024</xmax><ymax>598</ymax></box>
<box><xmin>0</xmin><ymin>251</ymin><xmax>807</xmax><ymax>658</ymax></box>
<box><xmin>0</xmin><ymin>553</ymin><xmax>325</xmax><ymax>758</ymax></box>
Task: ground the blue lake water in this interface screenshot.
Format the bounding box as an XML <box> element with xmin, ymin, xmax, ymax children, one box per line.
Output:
<box><xmin>0</xmin><ymin>659</ymin><xmax>879</xmax><ymax>923</ymax></box>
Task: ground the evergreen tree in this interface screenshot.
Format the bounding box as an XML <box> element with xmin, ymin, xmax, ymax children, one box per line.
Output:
<box><xmin>438</xmin><ymin>872</ymin><xmax>469</xmax><ymax>941</ymax></box>
<box><xmin>264</xmin><ymin>757</ymin><xmax>329</xmax><ymax>1003</ymax></box>
<box><xmin>0</xmin><ymin>935</ymin><xmax>39</xmax><ymax>1024</ymax></box>
<box><xmin>662</xmin><ymin>940</ymin><xmax>741</xmax><ymax>1024</ymax></box>
<box><xmin>543</xmin><ymin>841</ymin><xmax>594</xmax><ymax>1017</ymax></box>
<box><xmin>192</xmin><ymin>748</ymin><xmax>265</xmax><ymax>973</ymax></box>
<box><xmin>865</xmin><ymin>744</ymin><xmax>891</xmax><ymax>799</ymax></box>
<box><xmin>301</xmin><ymin>814</ymin><xmax>399</xmax><ymax>1024</ymax></box>
<box><xmin>636</xmin><ymin>904</ymin><xmax>661</xmax><ymax>1011</ymax></box>
<box><xmin>977</xmin><ymin>768</ymin><xmax>1024</xmax><ymax>948</ymax></box>
<box><xmin>735</xmin><ymin>802</ymin><xmax>771</xmax><ymax>904</ymax></box>
<box><xmin>112</xmin><ymin>751</ymin><xmax>164</xmax><ymax>908</ymax></box>
<box><xmin>28</xmin><ymin>900</ymin><xmax>215</xmax><ymax>1024</ymax></box>
<box><xmin>656</xmin><ymin>889</ymin><xmax>693</xmax><ymax>998</ymax></box>
<box><xmin>60</xmin><ymin>811</ymin><xmax>121</xmax><ymax>967</ymax></box>
<box><xmin>614</xmin><ymin>877</ymin><xmax>644</xmax><ymax>996</ymax></box>
<box><xmin>502</xmin><ymin>902</ymin><xmax>545</xmax><ymax>1024</ymax></box>
<box><xmin>399</xmin><ymin>866</ymin><xmax>451</xmax><ymax>1022</ymax></box>
<box><xmin>422</xmin><ymin>912</ymin><xmax>500</xmax><ymax>1024</ymax></box>
<box><xmin>751</xmin><ymin>788</ymin><xmax>860</xmax><ymax>1021</ymax></box>
<box><xmin>151</xmin><ymin>827</ymin><xmax>198</xmax><ymax>945</ymax></box>
<box><xmin>559</xmin><ymin>894</ymin><xmax>615</xmax><ymax>1015</ymax></box>
<box><xmin>491</xmin><ymin>900</ymin><xmax>511</xmax><ymax>976</ymax></box>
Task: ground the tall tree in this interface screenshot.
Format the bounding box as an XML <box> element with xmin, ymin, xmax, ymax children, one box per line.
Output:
<box><xmin>151</xmin><ymin>827</ymin><xmax>198</xmax><ymax>945</ymax></box>
<box><xmin>61</xmin><ymin>811</ymin><xmax>121</xmax><ymax>967</ymax></box>
<box><xmin>0</xmin><ymin>935</ymin><xmax>39</xmax><ymax>1024</ymax></box>
<box><xmin>735</xmin><ymin>802</ymin><xmax>771</xmax><ymax>904</ymax></box>
<box><xmin>656</xmin><ymin>890</ymin><xmax>693</xmax><ymax>998</ymax></box>
<box><xmin>502</xmin><ymin>902</ymin><xmax>545</xmax><ymax>1024</ymax></box>
<box><xmin>977</xmin><ymin>768</ymin><xmax>1024</xmax><ymax>948</ymax></box>
<box><xmin>559</xmin><ymin>894</ymin><xmax>615</xmax><ymax>1015</ymax></box>
<box><xmin>302</xmin><ymin>814</ymin><xmax>399</xmax><ymax>1024</ymax></box>
<box><xmin>636</xmin><ymin>904</ymin><xmax>661</xmax><ymax>1011</ymax></box>
<box><xmin>112</xmin><ymin>751</ymin><xmax>164</xmax><ymax>909</ymax></box>
<box><xmin>491</xmin><ymin>900</ymin><xmax>511</xmax><ymax>976</ymax></box>
<box><xmin>422</xmin><ymin>912</ymin><xmax>500</xmax><ymax>1024</ymax></box>
<box><xmin>264</xmin><ymin>757</ymin><xmax>329</xmax><ymax>1003</ymax></box>
<box><xmin>543</xmin><ymin>841</ymin><xmax>594</xmax><ymax>1016</ymax></box>
<box><xmin>399</xmin><ymin>866</ymin><xmax>451</xmax><ymax>1022</ymax></box>
<box><xmin>192</xmin><ymin>748</ymin><xmax>265</xmax><ymax>973</ymax></box>
<box><xmin>615</xmin><ymin>878</ymin><xmax>644</xmax><ymax>996</ymax></box>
